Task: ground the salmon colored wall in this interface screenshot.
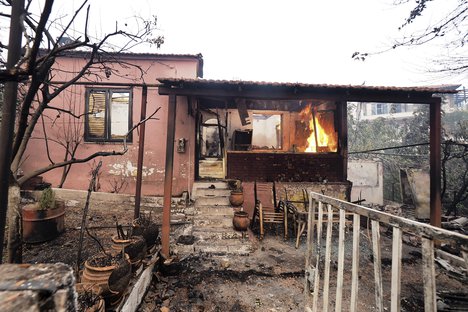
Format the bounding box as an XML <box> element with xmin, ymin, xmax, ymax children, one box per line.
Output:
<box><xmin>21</xmin><ymin>55</ymin><xmax>199</xmax><ymax>196</ymax></box>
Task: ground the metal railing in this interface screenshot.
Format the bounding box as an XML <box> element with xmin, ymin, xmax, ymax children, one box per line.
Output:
<box><xmin>304</xmin><ymin>192</ymin><xmax>468</xmax><ymax>312</ymax></box>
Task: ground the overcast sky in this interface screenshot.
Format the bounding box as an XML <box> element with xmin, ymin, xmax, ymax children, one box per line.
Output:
<box><xmin>24</xmin><ymin>0</ymin><xmax>468</xmax><ymax>87</ymax></box>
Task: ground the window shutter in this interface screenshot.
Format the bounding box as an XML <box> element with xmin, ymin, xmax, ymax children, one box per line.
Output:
<box><xmin>87</xmin><ymin>91</ymin><xmax>106</xmax><ymax>138</ymax></box>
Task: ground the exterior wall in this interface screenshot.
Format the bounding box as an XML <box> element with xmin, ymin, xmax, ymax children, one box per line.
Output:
<box><xmin>21</xmin><ymin>55</ymin><xmax>199</xmax><ymax>196</ymax></box>
<box><xmin>347</xmin><ymin>159</ymin><xmax>384</xmax><ymax>205</ymax></box>
<box><xmin>227</xmin><ymin>152</ymin><xmax>344</xmax><ymax>182</ymax></box>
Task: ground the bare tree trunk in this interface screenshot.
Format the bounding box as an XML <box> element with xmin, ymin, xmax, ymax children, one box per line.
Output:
<box><xmin>7</xmin><ymin>178</ymin><xmax>21</xmax><ymax>263</ymax></box>
<box><xmin>0</xmin><ymin>0</ymin><xmax>25</xmax><ymax>263</ymax></box>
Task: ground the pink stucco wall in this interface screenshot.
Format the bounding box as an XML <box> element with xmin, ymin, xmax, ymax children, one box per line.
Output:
<box><xmin>21</xmin><ymin>53</ymin><xmax>200</xmax><ymax>196</ymax></box>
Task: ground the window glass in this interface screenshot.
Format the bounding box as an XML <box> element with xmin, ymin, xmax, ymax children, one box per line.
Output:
<box><xmin>110</xmin><ymin>92</ymin><xmax>130</xmax><ymax>139</ymax></box>
<box><xmin>252</xmin><ymin>114</ymin><xmax>281</xmax><ymax>150</ymax></box>
<box><xmin>85</xmin><ymin>89</ymin><xmax>131</xmax><ymax>142</ymax></box>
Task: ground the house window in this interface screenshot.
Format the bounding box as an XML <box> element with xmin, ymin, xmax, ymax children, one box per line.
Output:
<box><xmin>85</xmin><ymin>89</ymin><xmax>132</xmax><ymax>142</ymax></box>
<box><xmin>251</xmin><ymin>113</ymin><xmax>282</xmax><ymax>150</ymax></box>
<box><xmin>373</xmin><ymin>103</ymin><xmax>388</xmax><ymax>115</ymax></box>
<box><xmin>390</xmin><ymin>104</ymin><xmax>402</xmax><ymax>114</ymax></box>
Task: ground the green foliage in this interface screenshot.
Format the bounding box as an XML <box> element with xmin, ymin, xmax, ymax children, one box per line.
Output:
<box><xmin>39</xmin><ymin>187</ymin><xmax>56</xmax><ymax>210</ymax></box>
<box><xmin>348</xmin><ymin>104</ymin><xmax>468</xmax><ymax>216</ymax></box>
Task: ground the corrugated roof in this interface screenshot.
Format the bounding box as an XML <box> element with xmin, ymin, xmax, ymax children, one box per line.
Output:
<box><xmin>157</xmin><ymin>78</ymin><xmax>459</xmax><ymax>94</ymax></box>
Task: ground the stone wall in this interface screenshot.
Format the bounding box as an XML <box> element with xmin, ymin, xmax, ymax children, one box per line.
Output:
<box><xmin>0</xmin><ymin>263</ymin><xmax>76</xmax><ymax>312</ymax></box>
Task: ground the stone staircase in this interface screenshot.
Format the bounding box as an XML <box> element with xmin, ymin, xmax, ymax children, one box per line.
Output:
<box><xmin>186</xmin><ymin>181</ymin><xmax>253</xmax><ymax>256</ymax></box>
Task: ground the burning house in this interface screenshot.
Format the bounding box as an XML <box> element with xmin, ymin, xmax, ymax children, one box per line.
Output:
<box><xmin>158</xmin><ymin>79</ymin><xmax>349</xmax><ymax>186</ymax></box>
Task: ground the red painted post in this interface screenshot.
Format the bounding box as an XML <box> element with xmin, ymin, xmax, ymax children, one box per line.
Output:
<box><xmin>134</xmin><ymin>85</ymin><xmax>148</xmax><ymax>219</ymax></box>
<box><xmin>429</xmin><ymin>98</ymin><xmax>442</xmax><ymax>227</ymax></box>
<box><xmin>161</xmin><ymin>95</ymin><xmax>177</xmax><ymax>258</ymax></box>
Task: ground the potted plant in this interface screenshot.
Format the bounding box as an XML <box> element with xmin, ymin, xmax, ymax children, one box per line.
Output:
<box><xmin>132</xmin><ymin>213</ymin><xmax>159</xmax><ymax>250</ymax></box>
<box><xmin>111</xmin><ymin>223</ymin><xmax>147</xmax><ymax>270</ymax></box>
<box><xmin>22</xmin><ymin>187</ymin><xmax>65</xmax><ymax>243</ymax></box>
<box><xmin>81</xmin><ymin>250</ymin><xmax>131</xmax><ymax>308</ymax></box>
<box><xmin>76</xmin><ymin>283</ymin><xmax>105</xmax><ymax>312</ymax></box>
<box><xmin>229</xmin><ymin>180</ymin><xmax>244</xmax><ymax>207</ymax></box>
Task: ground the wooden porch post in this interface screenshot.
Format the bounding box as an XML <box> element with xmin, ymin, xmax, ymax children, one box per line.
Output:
<box><xmin>429</xmin><ymin>98</ymin><xmax>442</xmax><ymax>227</ymax></box>
<box><xmin>162</xmin><ymin>94</ymin><xmax>177</xmax><ymax>257</ymax></box>
<box><xmin>134</xmin><ymin>85</ymin><xmax>148</xmax><ymax>219</ymax></box>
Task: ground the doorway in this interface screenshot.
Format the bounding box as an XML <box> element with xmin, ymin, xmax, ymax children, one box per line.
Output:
<box><xmin>197</xmin><ymin>112</ymin><xmax>226</xmax><ymax>180</ymax></box>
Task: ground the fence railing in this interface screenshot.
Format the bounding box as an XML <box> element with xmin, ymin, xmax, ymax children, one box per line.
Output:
<box><xmin>304</xmin><ymin>192</ymin><xmax>468</xmax><ymax>312</ymax></box>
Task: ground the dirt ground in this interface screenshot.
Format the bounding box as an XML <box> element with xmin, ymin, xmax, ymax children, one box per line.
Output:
<box><xmin>140</xmin><ymin>236</ymin><xmax>307</xmax><ymax>312</ymax></box>
<box><xmin>12</xmin><ymin>201</ymin><xmax>468</xmax><ymax>312</ymax></box>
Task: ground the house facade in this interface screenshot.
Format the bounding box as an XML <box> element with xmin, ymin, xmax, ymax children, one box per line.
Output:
<box><xmin>21</xmin><ymin>51</ymin><xmax>454</xmax><ymax>233</ymax></box>
<box><xmin>21</xmin><ymin>52</ymin><xmax>203</xmax><ymax>196</ymax></box>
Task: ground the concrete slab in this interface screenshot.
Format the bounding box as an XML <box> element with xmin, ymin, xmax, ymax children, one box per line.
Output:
<box><xmin>195</xmin><ymin>196</ymin><xmax>230</xmax><ymax>207</ymax></box>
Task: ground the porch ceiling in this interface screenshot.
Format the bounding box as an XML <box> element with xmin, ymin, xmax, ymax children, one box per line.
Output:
<box><xmin>157</xmin><ymin>78</ymin><xmax>457</xmax><ymax>104</ymax></box>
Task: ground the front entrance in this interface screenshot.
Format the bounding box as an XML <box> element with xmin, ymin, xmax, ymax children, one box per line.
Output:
<box><xmin>196</xmin><ymin>111</ymin><xmax>226</xmax><ymax>180</ymax></box>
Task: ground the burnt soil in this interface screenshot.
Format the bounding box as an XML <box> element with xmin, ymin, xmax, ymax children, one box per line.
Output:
<box><xmin>8</xmin><ymin>202</ymin><xmax>467</xmax><ymax>311</ymax></box>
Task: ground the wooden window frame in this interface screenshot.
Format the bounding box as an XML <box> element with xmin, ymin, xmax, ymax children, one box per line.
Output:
<box><xmin>84</xmin><ymin>88</ymin><xmax>133</xmax><ymax>143</ymax></box>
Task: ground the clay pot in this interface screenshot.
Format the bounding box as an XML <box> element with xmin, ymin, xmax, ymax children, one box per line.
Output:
<box><xmin>111</xmin><ymin>235</ymin><xmax>147</xmax><ymax>270</ymax></box>
<box><xmin>75</xmin><ymin>283</ymin><xmax>105</xmax><ymax>312</ymax></box>
<box><xmin>81</xmin><ymin>252</ymin><xmax>131</xmax><ymax>297</ymax></box>
<box><xmin>229</xmin><ymin>190</ymin><xmax>244</xmax><ymax>207</ymax></box>
<box><xmin>233</xmin><ymin>211</ymin><xmax>250</xmax><ymax>231</ymax></box>
<box><xmin>132</xmin><ymin>219</ymin><xmax>159</xmax><ymax>248</ymax></box>
<box><xmin>22</xmin><ymin>201</ymin><xmax>65</xmax><ymax>243</ymax></box>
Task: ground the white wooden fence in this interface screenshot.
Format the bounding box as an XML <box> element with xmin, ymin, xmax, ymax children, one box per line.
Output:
<box><xmin>304</xmin><ymin>192</ymin><xmax>468</xmax><ymax>312</ymax></box>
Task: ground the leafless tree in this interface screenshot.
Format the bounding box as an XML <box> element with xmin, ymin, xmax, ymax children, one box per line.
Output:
<box><xmin>0</xmin><ymin>0</ymin><xmax>163</xmax><ymax>262</ymax></box>
<box><xmin>352</xmin><ymin>0</ymin><xmax>468</xmax><ymax>75</ymax></box>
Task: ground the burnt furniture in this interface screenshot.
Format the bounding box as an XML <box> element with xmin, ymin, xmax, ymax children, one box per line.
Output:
<box><xmin>252</xmin><ymin>182</ymin><xmax>287</xmax><ymax>240</ymax></box>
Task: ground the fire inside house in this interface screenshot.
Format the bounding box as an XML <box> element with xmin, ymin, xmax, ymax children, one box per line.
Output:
<box><xmin>298</xmin><ymin>101</ymin><xmax>338</xmax><ymax>153</ymax></box>
<box><xmin>193</xmin><ymin>98</ymin><xmax>346</xmax><ymax>183</ymax></box>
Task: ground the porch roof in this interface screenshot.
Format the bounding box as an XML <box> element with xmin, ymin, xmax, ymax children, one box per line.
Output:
<box><xmin>158</xmin><ymin>78</ymin><xmax>457</xmax><ymax>104</ymax></box>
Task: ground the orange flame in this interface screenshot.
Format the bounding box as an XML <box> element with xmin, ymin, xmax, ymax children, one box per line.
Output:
<box><xmin>299</xmin><ymin>104</ymin><xmax>338</xmax><ymax>153</ymax></box>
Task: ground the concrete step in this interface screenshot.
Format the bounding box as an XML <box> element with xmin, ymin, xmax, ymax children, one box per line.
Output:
<box><xmin>195</xmin><ymin>188</ymin><xmax>231</xmax><ymax>197</ymax></box>
<box><xmin>192</xmin><ymin>181</ymin><xmax>229</xmax><ymax>199</ymax></box>
<box><xmin>196</xmin><ymin>205</ymin><xmax>234</xmax><ymax>215</ymax></box>
<box><xmin>195</xmin><ymin>196</ymin><xmax>230</xmax><ymax>207</ymax></box>
<box><xmin>193</xmin><ymin>215</ymin><xmax>233</xmax><ymax>228</ymax></box>
<box><xmin>193</xmin><ymin>181</ymin><xmax>228</xmax><ymax>189</ymax></box>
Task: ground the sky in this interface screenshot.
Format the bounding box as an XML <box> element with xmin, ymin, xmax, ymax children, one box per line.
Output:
<box><xmin>17</xmin><ymin>0</ymin><xmax>468</xmax><ymax>87</ymax></box>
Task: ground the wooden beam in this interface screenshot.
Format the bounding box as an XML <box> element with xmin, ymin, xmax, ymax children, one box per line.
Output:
<box><xmin>371</xmin><ymin>220</ymin><xmax>384</xmax><ymax>312</ymax></box>
<box><xmin>422</xmin><ymin>238</ymin><xmax>437</xmax><ymax>312</ymax></box>
<box><xmin>308</xmin><ymin>192</ymin><xmax>468</xmax><ymax>246</ymax></box>
<box><xmin>335</xmin><ymin>209</ymin><xmax>346</xmax><ymax>311</ymax></box>
<box><xmin>391</xmin><ymin>227</ymin><xmax>402</xmax><ymax>312</ymax></box>
<box><xmin>158</xmin><ymin>85</ymin><xmax>439</xmax><ymax>104</ymax></box>
<box><xmin>350</xmin><ymin>213</ymin><xmax>361</xmax><ymax>312</ymax></box>
<box><xmin>134</xmin><ymin>85</ymin><xmax>148</xmax><ymax>219</ymax></box>
<box><xmin>338</xmin><ymin>101</ymin><xmax>348</xmax><ymax>182</ymax></box>
<box><xmin>322</xmin><ymin>205</ymin><xmax>334</xmax><ymax>312</ymax></box>
<box><xmin>430</xmin><ymin>97</ymin><xmax>442</xmax><ymax>227</ymax></box>
<box><xmin>161</xmin><ymin>95</ymin><xmax>177</xmax><ymax>258</ymax></box>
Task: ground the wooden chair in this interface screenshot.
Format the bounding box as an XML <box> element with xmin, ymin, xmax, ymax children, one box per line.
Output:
<box><xmin>284</xmin><ymin>189</ymin><xmax>309</xmax><ymax>248</ymax></box>
<box><xmin>251</xmin><ymin>182</ymin><xmax>287</xmax><ymax>240</ymax></box>
<box><xmin>285</xmin><ymin>189</ymin><xmax>353</xmax><ymax>248</ymax></box>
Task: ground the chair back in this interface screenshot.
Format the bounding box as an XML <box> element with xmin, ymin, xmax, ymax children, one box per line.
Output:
<box><xmin>254</xmin><ymin>182</ymin><xmax>277</xmax><ymax>211</ymax></box>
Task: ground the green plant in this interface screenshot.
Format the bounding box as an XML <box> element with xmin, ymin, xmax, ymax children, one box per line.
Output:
<box><xmin>39</xmin><ymin>187</ymin><xmax>56</xmax><ymax>210</ymax></box>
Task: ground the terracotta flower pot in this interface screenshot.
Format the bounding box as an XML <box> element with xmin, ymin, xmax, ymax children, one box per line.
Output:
<box><xmin>233</xmin><ymin>211</ymin><xmax>250</xmax><ymax>231</ymax></box>
<box><xmin>111</xmin><ymin>235</ymin><xmax>147</xmax><ymax>270</ymax></box>
<box><xmin>76</xmin><ymin>283</ymin><xmax>105</xmax><ymax>312</ymax></box>
<box><xmin>81</xmin><ymin>252</ymin><xmax>131</xmax><ymax>297</ymax></box>
<box><xmin>132</xmin><ymin>219</ymin><xmax>159</xmax><ymax>248</ymax></box>
<box><xmin>22</xmin><ymin>201</ymin><xmax>65</xmax><ymax>243</ymax></box>
<box><xmin>229</xmin><ymin>190</ymin><xmax>244</xmax><ymax>207</ymax></box>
